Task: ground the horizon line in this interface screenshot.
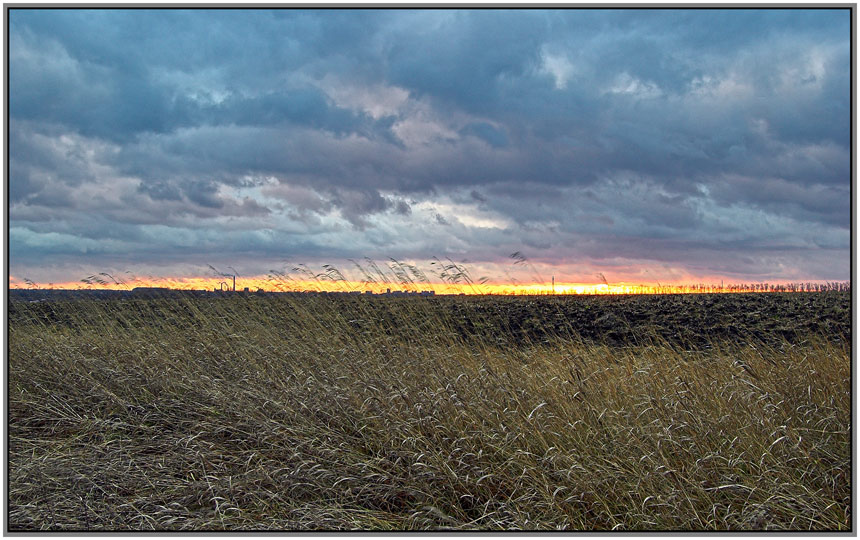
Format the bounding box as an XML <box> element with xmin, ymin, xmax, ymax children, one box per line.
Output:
<box><xmin>8</xmin><ymin>276</ymin><xmax>851</xmax><ymax>296</ymax></box>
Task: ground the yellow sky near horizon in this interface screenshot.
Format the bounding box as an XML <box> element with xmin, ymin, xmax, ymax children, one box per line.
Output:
<box><xmin>9</xmin><ymin>275</ymin><xmax>844</xmax><ymax>295</ymax></box>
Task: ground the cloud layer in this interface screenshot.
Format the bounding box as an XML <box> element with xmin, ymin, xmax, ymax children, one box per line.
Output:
<box><xmin>9</xmin><ymin>9</ymin><xmax>851</xmax><ymax>284</ymax></box>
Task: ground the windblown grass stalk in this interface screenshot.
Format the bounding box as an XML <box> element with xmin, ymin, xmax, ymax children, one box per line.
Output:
<box><xmin>8</xmin><ymin>294</ymin><xmax>850</xmax><ymax>530</ymax></box>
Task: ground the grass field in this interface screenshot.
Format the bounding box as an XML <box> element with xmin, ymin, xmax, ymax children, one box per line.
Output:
<box><xmin>8</xmin><ymin>292</ymin><xmax>851</xmax><ymax>530</ymax></box>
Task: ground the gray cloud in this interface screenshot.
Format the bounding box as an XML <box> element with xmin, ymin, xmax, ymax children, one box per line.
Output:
<box><xmin>9</xmin><ymin>8</ymin><xmax>850</xmax><ymax>283</ymax></box>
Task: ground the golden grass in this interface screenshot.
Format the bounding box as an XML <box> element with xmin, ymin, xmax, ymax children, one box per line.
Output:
<box><xmin>8</xmin><ymin>295</ymin><xmax>850</xmax><ymax>530</ymax></box>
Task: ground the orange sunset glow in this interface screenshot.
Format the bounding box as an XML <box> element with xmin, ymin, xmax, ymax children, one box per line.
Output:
<box><xmin>9</xmin><ymin>275</ymin><xmax>847</xmax><ymax>295</ymax></box>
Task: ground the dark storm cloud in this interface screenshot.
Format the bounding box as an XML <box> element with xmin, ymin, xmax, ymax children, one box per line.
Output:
<box><xmin>9</xmin><ymin>8</ymin><xmax>850</xmax><ymax>282</ymax></box>
<box><xmin>707</xmin><ymin>175</ymin><xmax>849</xmax><ymax>228</ymax></box>
<box><xmin>460</xmin><ymin>122</ymin><xmax>509</xmax><ymax>148</ymax></box>
<box><xmin>329</xmin><ymin>188</ymin><xmax>394</xmax><ymax>228</ymax></box>
<box><xmin>385</xmin><ymin>11</ymin><xmax>547</xmax><ymax>108</ymax></box>
<box><xmin>137</xmin><ymin>180</ymin><xmax>183</xmax><ymax>202</ymax></box>
<box><xmin>10</xmin><ymin>9</ymin><xmax>383</xmax><ymax>140</ymax></box>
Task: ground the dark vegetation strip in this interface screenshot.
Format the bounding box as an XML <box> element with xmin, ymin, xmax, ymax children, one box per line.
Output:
<box><xmin>10</xmin><ymin>292</ymin><xmax>850</xmax><ymax>348</ymax></box>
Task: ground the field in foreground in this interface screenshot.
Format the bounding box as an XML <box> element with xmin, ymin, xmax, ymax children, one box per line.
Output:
<box><xmin>8</xmin><ymin>293</ymin><xmax>851</xmax><ymax>530</ymax></box>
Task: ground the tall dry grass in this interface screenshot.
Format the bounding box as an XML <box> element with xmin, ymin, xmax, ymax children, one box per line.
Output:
<box><xmin>8</xmin><ymin>294</ymin><xmax>850</xmax><ymax>530</ymax></box>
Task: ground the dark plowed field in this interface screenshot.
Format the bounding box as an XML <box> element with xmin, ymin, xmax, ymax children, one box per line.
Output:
<box><xmin>12</xmin><ymin>291</ymin><xmax>850</xmax><ymax>348</ymax></box>
<box><xmin>434</xmin><ymin>292</ymin><xmax>851</xmax><ymax>347</ymax></box>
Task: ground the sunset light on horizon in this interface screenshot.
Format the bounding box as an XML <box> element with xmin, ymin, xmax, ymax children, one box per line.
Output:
<box><xmin>9</xmin><ymin>272</ymin><xmax>849</xmax><ymax>296</ymax></box>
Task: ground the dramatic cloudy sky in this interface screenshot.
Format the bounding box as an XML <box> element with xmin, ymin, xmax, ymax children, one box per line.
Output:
<box><xmin>8</xmin><ymin>8</ymin><xmax>851</xmax><ymax>286</ymax></box>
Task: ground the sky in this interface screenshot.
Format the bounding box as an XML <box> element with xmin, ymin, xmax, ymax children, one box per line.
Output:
<box><xmin>8</xmin><ymin>8</ymin><xmax>852</xmax><ymax>290</ymax></box>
